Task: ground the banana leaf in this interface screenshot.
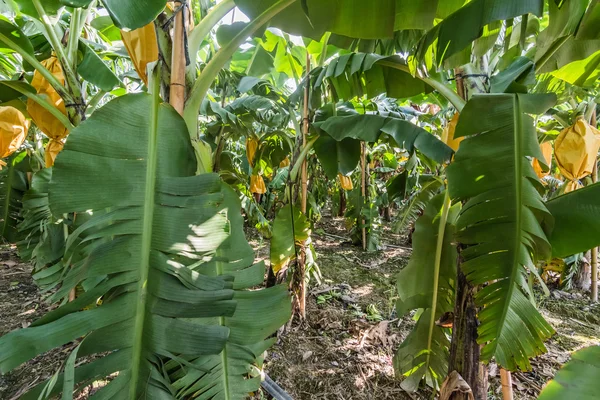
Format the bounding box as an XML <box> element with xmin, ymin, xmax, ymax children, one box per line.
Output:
<box><xmin>0</xmin><ymin>92</ymin><xmax>290</xmax><ymax>399</ymax></box>
<box><xmin>538</xmin><ymin>345</ymin><xmax>600</xmax><ymax>400</ymax></box>
<box><xmin>0</xmin><ymin>150</ymin><xmax>29</xmax><ymax>243</ymax></box>
<box><xmin>446</xmin><ymin>93</ymin><xmax>556</xmax><ymax>371</ymax></box>
<box><xmin>394</xmin><ymin>192</ymin><xmax>460</xmax><ymax>392</ymax></box>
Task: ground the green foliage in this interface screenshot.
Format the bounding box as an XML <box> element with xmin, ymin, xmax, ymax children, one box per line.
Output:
<box><xmin>270</xmin><ymin>203</ymin><xmax>310</xmax><ymax>273</ymax></box>
<box><xmin>446</xmin><ymin>93</ymin><xmax>556</xmax><ymax>371</ymax></box>
<box><xmin>393</xmin><ymin>177</ymin><xmax>444</xmax><ymax>234</ymax></box>
<box><xmin>545</xmin><ymin>182</ymin><xmax>600</xmax><ymax>257</ymax></box>
<box><xmin>0</xmin><ymin>151</ymin><xmax>29</xmax><ymax>243</ymax></box>
<box><xmin>394</xmin><ymin>192</ymin><xmax>460</xmax><ymax>392</ymax></box>
<box><xmin>416</xmin><ymin>0</ymin><xmax>544</xmax><ymax>66</ymax></box>
<box><xmin>315</xmin><ymin>113</ymin><xmax>453</xmax><ymax>165</ymax></box>
<box><xmin>538</xmin><ymin>345</ymin><xmax>600</xmax><ymax>400</ymax></box>
<box><xmin>0</xmin><ymin>93</ymin><xmax>290</xmax><ymax>398</ymax></box>
<box><xmin>313</xmin><ymin>52</ymin><xmax>432</xmax><ymax>101</ymax></box>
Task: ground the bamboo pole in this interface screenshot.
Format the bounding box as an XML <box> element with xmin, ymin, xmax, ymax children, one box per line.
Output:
<box><xmin>361</xmin><ymin>142</ymin><xmax>366</xmax><ymax>251</ymax></box>
<box><xmin>170</xmin><ymin>1</ymin><xmax>187</xmax><ymax>115</ymax></box>
<box><xmin>591</xmin><ymin>109</ymin><xmax>598</xmax><ymax>302</ymax></box>
<box><xmin>297</xmin><ymin>52</ymin><xmax>311</xmax><ymax>319</ymax></box>
<box><xmin>301</xmin><ymin>52</ymin><xmax>309</xmax><ymax>214</ymax></box>
<box><xmin>500</xmin><ymin>369</ymin><xmax>514</xmax><ymax>400</ymax></box>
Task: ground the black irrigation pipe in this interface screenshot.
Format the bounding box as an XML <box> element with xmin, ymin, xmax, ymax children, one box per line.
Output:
<box><xmin>261</xmin><ymin>373</ymin><xmax>294</xmax><ymax>400</ymax></box>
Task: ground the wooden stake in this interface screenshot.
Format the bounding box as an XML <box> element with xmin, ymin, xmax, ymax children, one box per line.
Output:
<box><xmin>591</xmin><ymin>109</ymin><xmax>598</xmax><ymax>302</ymax></box>
<box><xmin>297</xmin><ymin>52</ymin><xmax>311</xmax><ymax>319</ymax></box>
<box><xmin>361</xmin><ymin>142</ymin><xmax>367</xmax><ymax>251</ymax></box>
<box><xmin>170</xmin><ymin>1</ymin><xmax>187</xmax><ymax>115</ymax></box>
<box><xmin>500</xmin><ymin>369</ymin><xmax>514</xmax><ymax>400</ymax></box>
<box><xmin>301</xmin><ymin>52</ymin><xmax>309</xmax><ymax>214</ymax></box>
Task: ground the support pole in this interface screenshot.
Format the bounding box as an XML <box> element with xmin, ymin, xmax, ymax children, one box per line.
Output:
<box><xmin>170</xmin><ymin>1</ymin><xmax>187</xmax><ymax>115</ymax></box>
<box><xmin>297</xmin><ymin>52</ymin><xmax>310</xmax><ymax>319</ymax></box>
<box><xmin>500</xmin><ymin>369</ymin><xmax>514</xmax><ymax>400</ymax></box>
<box><xmin>360</xmin><ymin>142</ymin><xmax>367</xmax><ymax>251</ymax></box>
<box><xmin>591</xmin><ymin>109</ymin><xmax>598</xmax><ymax>302</ymax></box>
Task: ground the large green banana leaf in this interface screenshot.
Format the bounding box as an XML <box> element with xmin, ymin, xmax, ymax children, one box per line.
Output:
<box><xmin>314</xmin><ymin>114</ymin><xmax>454</xmax><ymax>164</ymax></box>
<box><xmin>394</xmin><ymin>192</ymin><xmax>460</xmax><ymax>392</ymax></box>
<box><xmin>270</xmin><ymin>204</ymin><xmax>310</xmax><ymax>273</ymax></box>
<box><xmin>0</xmin><ymin>92</ymin><xmax>290</xmax><ymax>399</ymax></box>
<box><xmin>415</xmin><ymin>0</ymin><xmax>544</xmax><ymax>66</ymax></box>
<box><xmin>312</xmin><ymin>53</ymin><xmax>432</xmax><ymax>101</ymax></box>
<box><xmin>14</xmin><ymin>0</ymin><xmax>166</xmax><ymax>30</ymax></box>
<box><xmin>538</xmin><ymin>345</ymin><xmax>600</xmax><ymax>400</ymax></box>
<box><xmin>446</xmin><ymin>93</ymin><xmax>556</xmax><ymax>371</ymax></box>
<box><xmin>0</xmin><ymin>151</ymin><xmax>29</xmax><ymax>243</ymax></box>
<box><xmin>545</xmin><ymin>182</ymin><xmax>600</xmax><ymax>258</ymax></box>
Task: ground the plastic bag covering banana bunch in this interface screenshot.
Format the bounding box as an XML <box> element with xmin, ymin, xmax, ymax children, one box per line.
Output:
<box><xmin>440</xmin><ymin>112</ymin><xmax>462</xmax><ymax>151</ymax></box>
<box><xmin>279</xmin><ymin>156</ymin><xmax>290</xmax><ymax>168</ymax></box>
<box><xmin>246</xmin><ymin>137</ymin><xmax>259</xmax><ymax>167</ymax></box>
<box><xmin>250</xmin><ymin>174</ymin><xmax>266</xmax><ymax>194</ymax></box>
<box><xmin>0</xmin><ymin>106</ymin><xmax>29</xmax><ymax>168</ymax></box>
<box><xmin>26</xmin><ymin>57</ymin><xmax>68</xmax><ymax>167</ymax></box>
<box><xmin>533</xmin><ymin>141</ymin><xmax>552</xmax><ymax>179</ymax></box>
<box><xmin>338</xmin><ymin>173</ymin><xmax>353</xmax><ymax>190</ymax></box>
<box><xmin>121</xmin><ymin>22</ymin><xmax>159</xmax><ymax>85</ymax></box>
<box><xmin>554</xmin><ymin>117</ymin><xmax>600</xmax><ymax>192</ymax></box>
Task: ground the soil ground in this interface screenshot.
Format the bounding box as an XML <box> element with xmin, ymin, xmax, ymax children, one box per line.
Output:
<box><xmin>0</xmin><ymin>215</ymin><xmax>599</xmax><ymax>399</ymax></box>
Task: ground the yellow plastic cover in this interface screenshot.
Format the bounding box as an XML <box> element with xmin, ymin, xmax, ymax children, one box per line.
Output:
<box><xmin>26</xmin><ymin>56</ymin><xmax>69</xmax><ymax>167</ymax></box>
<box><xmin>533</xmin><ymin>141</ymin><xmax>552</xmax><ymax>179</ymax></box>
<box><xmin>250</xmin><ymin>174</ymin><xmax>266</xmax><ymax>194</ymax></box>
<box><xmin>554</xmin><ymin>118</ymin><xmax>600</xmax><ymax>192</ymax></box>
<box><xmin>279</xmin><ymin>156</ymin><xmax>290</xmax><ymax>168</ymax></box>
<box><xmin>0</xmin><ymin>106</ymin><xmax>29</xmax><ymax>168</ymax></box>
<box><xmin>121</xmin><ymin>23</ymin><xmax>159</xmax><ymax>85</ymax></box>
<box><xmin>246</xmin><ymin>137</ymin><xmax>258</xmax><ymax>167</ymax></box>
<box><xmin>441</xmin><ymin>113</ymin><xmax>462</xmax><ymax>151</ymax></box>
<box><xmin>338</xmin><ymin>173</ymin><xmax>353</xmax><ymax>190</ymax></box>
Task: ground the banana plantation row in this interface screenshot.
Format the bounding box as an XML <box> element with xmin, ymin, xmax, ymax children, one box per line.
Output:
<box><xmin>0</xmin><ymin>0</ymin><xmax>599</xmax><ymax>399</ymax></box>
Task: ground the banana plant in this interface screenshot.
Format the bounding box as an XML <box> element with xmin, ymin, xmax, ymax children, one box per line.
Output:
<box><xmin>0</xmin><ymin>90</ymin><xmax>291</xmax><ymax>398</ymax></box>
<box><xmin>395</xmin><ymin>92</ymin><xmax>600</xmax><ymax>393</ymax></box>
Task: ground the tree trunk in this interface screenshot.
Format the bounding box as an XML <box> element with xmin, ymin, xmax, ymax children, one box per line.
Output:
<box><xmin>575</xmin><ymin>252</ymin><xmax>592</xmax><ymax>292</ymax></box>
<box><xmin>338</xmin><ymin>189</ymin><xmax>346</xmax><ymax>216</ymax></box>
<box><xmin>448</xmin><ymin>253</ymin><xmax>486</xmax><ymax>400</ymax></box>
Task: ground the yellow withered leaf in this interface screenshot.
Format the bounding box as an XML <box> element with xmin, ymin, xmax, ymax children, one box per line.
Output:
<box><xmin>441</xmin><ymin>113</ymin><xmax>462</xmax><ymax>151</ymax></box>
<box><xmin>250</xmin><ymin>174</ymin><xmax>266</xmax><ymax>194</ymax></box>
<box><xmin>246</xmin><ymin>137</ymin><xmax>258</xmax><ymax>167</ymax></box>
<box><xmin>27</xmin><ymin>57</ymin><xmax>69</xmax><ymax>167</ymax></box>
<box><xmin>0</xmin><ymin>106</ymin><xmax>29</xmax><ymax>168</ymax></box>
<box><xmin>338</xmin><ymin>173</ymin><xmax>353</xmax><ymax>190</ymax></box>
<box><xmin>121</xmin><ymin>23</ymin><xmax>159</xmax><ymax>85</ymax></box>
<box><xmin>533</xmin><ymin>141</ymin><xmax>553</xmax><ymax>179</ymax></box>
<box><xmin>554</xmin><ymin>117</ymin><xmax>600</xmax><ymax>192</ymax></box>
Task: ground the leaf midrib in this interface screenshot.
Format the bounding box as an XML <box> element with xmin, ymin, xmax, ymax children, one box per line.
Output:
<box><xmin>128</xmin><ymin>91</ymin><xmax>160</xmax><ymax>397</ymax></box>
